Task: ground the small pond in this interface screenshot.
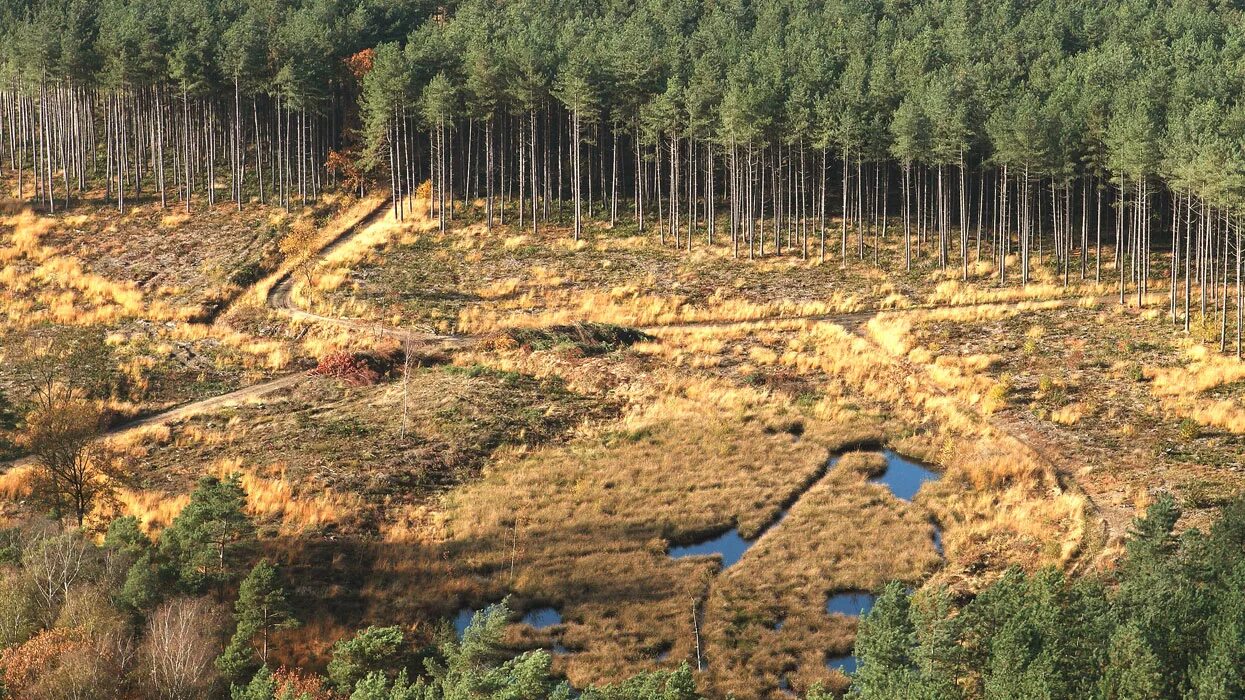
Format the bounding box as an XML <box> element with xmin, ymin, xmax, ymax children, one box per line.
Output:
<box><xmin>826</xmin><ymin>654</ymin><xmax>859</xmax><ymax>675</ymax></box>
<box><xmin>668</xmin><ymin>528</ymin><xmax>752</xmax><ymax>568</ymax></box>
<box><xmin>453</xmin><ymin>608</ymin><xmax>474</xmax><ymax>637</ymax></box>
<box><xmin>522</xmin><ymin>607</ymin><xmax>563</xmax><ymax>629</ymax></box>
<box><xmin>453</xmin><ymin>605</ymin><xmax>563</xmax><ymax>636</ymax></box>
<box><xmin>669</xmin><ymin>457</ymin><xmax>843</xmax><ymax>567</ymax></box>
<box><xmin>870</xmin><ymin>450</ymin><xmax>940</xmax><ymax>501</ymax></box>
<box><xmin>825</xmin><ymin>591</ymin><xmax>875</xmax><ymax>617</ymax></box>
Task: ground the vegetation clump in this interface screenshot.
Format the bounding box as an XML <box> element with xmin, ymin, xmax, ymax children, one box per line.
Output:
<box><xmin>311</xmin><ymin>351</ymin><xmax>384</xmax><ymax>386</ymax></box>
<box><xmin>504</xmin><ymin>323</ymin><xmax>653</xmax><ymax>356</ymax></box>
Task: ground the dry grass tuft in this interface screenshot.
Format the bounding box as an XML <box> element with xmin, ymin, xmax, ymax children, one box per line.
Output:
<box><xmin>0</xmin><ymin>465</ymin><xmax>34</xmax><ymax>500</ymax></box>
<box><xmin>211</xmin><ymin>458</ymin><xmax>363</xmax><ymax>534</ymax></box>
<box><xmin>115</xmin><ymin>489</ymin><xmax>190</xmax><ymax>533</ymax></box>
<box><xmin>1147</xmin><ymin>343</ymin><xmax>1245</xmax><ymax>433</ymax></box>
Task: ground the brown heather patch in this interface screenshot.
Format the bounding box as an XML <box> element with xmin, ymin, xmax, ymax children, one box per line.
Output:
<box><xmin>407</xmin><ymin>318</ymin><xmax>1082</xmax><ymax>696</ymax></box>
<box><xmin>123</xmin><ymin>365</ymin><xmax>599</xmax><ymax>511</ymax></box>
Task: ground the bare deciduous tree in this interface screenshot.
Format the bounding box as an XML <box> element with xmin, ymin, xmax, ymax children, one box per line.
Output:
<box><xmin>400</xmin><ymin>336</ymin><xmax>414</xmax><ymax>440</ymax></box>
<box><xmin>8</xmin><ymin>327</ymin><xmax>112</xmax><ymax>415</ymax></box>
<box><xmin>21</xmin><ymin>530</ymin><xmax>93</xmax><ymax>626</ymax></box>
<box><xmin>141</xmin><ymin>597</ymin><xmax>221</xmax><ymax>700</ymax></box>
<box><xmin>0</xmin><ymin>573</ymin><xmax>39</xmax><ymax>647</ymax></box>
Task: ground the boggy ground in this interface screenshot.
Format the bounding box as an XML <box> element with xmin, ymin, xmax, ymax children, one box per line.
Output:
<box><xmin>8</xmin><ymin>196</ymin><xmax>1238</xmax><ymax>697</ymax></box>
<box><xmin>40</xmin><ymin>305</ymin><xmax>1084</xmax><ymax>697</ymax></box>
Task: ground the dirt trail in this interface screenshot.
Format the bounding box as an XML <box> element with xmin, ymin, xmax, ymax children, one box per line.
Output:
<box><xmin>4</xmin><ymin>200</ymin><xmax>397</xmax><ymax>467</ymax></box>
<box><xmin>266</xmin><ymin>202</ymin><xmax>466</xmax><ymax>348</ymax></box>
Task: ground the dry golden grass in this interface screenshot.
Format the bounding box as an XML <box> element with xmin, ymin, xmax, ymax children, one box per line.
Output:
<box><xmin>1050</xmin><ymin>402</ymin><xmax>1086</xmax><ymax>425</ymax></box>
<box><xmin>701</xmin><ymin>442</ymin><xmax>941</xmax><ymax>698</ymax></box>
<box><xmin>1146</xmin><ymin>343</ymin><xmax>1245</xmax><ymax>433</ymax></box>
<box><xmin>114</xmin><ymin>488</ymin><xmax>190</xmax><ymax>533</ymax></box>
<box><xmin>0</xmin><ymin>241</ymin><xmax>148</xmax><ymax>329</ymax></box>
<box><xmin>0</xmin><ymin>195</ymin><xmax>390</xmax><ymax>414</ymax></box>
<box><xmin>4</xmin><ymin>197</ymin><xmax>1183</xmax><ymax>697</ymax></box>
<box><xmin>0</xmin><ymin>464</ymin><xmax>33</xmax><ymax>500</ymax></box>
<box><xmin>110</xmin><ymin>457</ymin><xmax>362</xmax><ymax>536</ymax></box>
<box><xmin>457</xmin><ymin>287</ymin><xmax>863</xmax><ymax>334</ymax></box>
<box><xmin>105</xmin><ymin>424</ymin><xmax>172</xmax><ymax>458</ymax></box>
<box><xmin>926</xmin><ymin>278</ymin><xmax>1101</xmax><ymax>306</ymax></box>
<box><xmin>297</xmin><ymin>205</ymin><xmax>435</xmax><ymax>316</ymax></box>
<box><xmin>402</xmin><ymin>309</ymin><xmax>1089</xmax><ymax>696</ymax></box>
<box><xmin>244</xmin><ymin>194</ymin><xmax>388</xmax><ymax>308</ymax></box>
<box><xmin>211</xmin><ymin>458</ymin><xmax>364</xmax><ymax>535</ymax></box>
<box><xmin>922</xmin><ymin>437</ymin><xmax>1087</xmax><ymax>573</ymax></box>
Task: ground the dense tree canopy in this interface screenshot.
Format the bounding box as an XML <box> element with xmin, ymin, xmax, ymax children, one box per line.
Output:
<box><xmin>2</xmin><ymin>0</ymin><xmax>1245</xmax><ymax>347</ymax></box>
<box><xmin>3</xmin><ymin>0</ymin><xmax>1244</xmax><ymax>206</ymax></box>
<box><xmin>852</xmin><ymin>495</ymin><xmax>1245</xmax><ymax>699</ymax></box>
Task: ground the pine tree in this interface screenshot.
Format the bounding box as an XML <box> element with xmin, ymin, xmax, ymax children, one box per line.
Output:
<box><xmin>104</xmin><ymin>514</ymin><xmax>150</xmax><ymax>559</ymax></box>
<box><xmin>424</xmin><ymin>602</ymin><xmax>571</xmax><ymax>699</ymax></box>
<box><xmin>852</xmin><ymin>581</ymin><xmax>922</xmax><ymax>699</ymax></box>
<box><xmin>553</xmin><ymin>31</ymin><xmax>599</xmax><ymax>242</ymax></box>
<box><xmin>348</xmin><ymin>669</ymin><xmax>423</xmax><ymax>700</ymax></box>
<box><xmin>327</xmin><ymin>625</ymin><xmax>408</xmax><ymax>693</ymax></box>
<box><xmin>421</xmin><ymin>72</ymin><xmax>458</xmax><ymax>232</ymax></box>
<box><xmin>1100</xmin><ymin>623</ymin><xmax>1165</xmax><ymax>700</ymax></box>
<box><xmin>117</xmin><ymin>551</ymin><xmax>161</xmax><ymax>614</ymax></box>
<box><xmin>158</xmin><ymin>473</ymin><xmax>256</xmax><ymax>593</ymax></box>
<box><xmin>218</xmin><ymin>559</ymin><xmax>298</xmax><ymax>681</ymax></box>
<box><xmin>231</xmin><ymin>665</ymin><xmax>276</xmax><ymax>700</ymax></box>
<box><xmin>1188</xmin><ymin>562</ymin><xmax>1245</xmax><ymax>699</ymax></box>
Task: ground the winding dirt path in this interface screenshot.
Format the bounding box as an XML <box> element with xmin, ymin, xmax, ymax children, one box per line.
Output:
<box><xmin>6</xmin><ymin>200</ymin><xmax>414</xmax><ymax>467</ymax></box>
<box><xmin>265</xmin><ymin>202</ymin><xmax>466</xmax><ymax>347</ymax></box>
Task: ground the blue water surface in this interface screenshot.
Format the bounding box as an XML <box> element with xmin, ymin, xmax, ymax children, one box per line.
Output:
<box><xmin>871</xmin><ymin>450</ymin><xmax>940</xmax><ymax>501</ymax></box>
<box><xmin>826</xmin><ymin>654</ymin><xmax>859</xmax><ymax>675</ymax></box>
<box><xmin>668</xmin><ymin>528</ymin><xmax>752</xmax><ymax>568</ymax></box>
<box><xmin>522</xmin><ymin>607</ymin><xmax>563</xmax><ymax>629</ymax></box>
<box><xmin>826</xmin><ymin>591</ymin><xmax>875</xmax><ymax>617</ymax></box>
<box><xmin>453</xmin><ymin>608</ymin><xmax>474</xmax><ymax>637</ymax></box>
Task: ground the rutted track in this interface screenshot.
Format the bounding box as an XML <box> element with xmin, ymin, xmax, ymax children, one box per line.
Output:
<box><xmin>265</xmin><ymin>200</ymin><xmax>467</xmax><ymax>348</ymax></box>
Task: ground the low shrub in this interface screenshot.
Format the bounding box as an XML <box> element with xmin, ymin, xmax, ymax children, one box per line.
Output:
<box><xmin>311</xmin><ymin>352</ymin><xmax>381</xmax><ymax>386</ymax></box>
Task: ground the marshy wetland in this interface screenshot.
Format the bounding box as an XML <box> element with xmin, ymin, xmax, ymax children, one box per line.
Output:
<box><xmin>0</xmin><ymin>198</ymin><xmax>1142</xmax><ymax>697</ymax></box>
